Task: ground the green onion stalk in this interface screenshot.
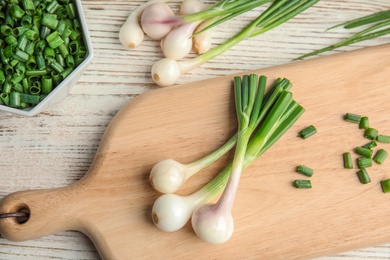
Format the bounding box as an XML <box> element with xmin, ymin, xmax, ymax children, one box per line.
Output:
<box><xmin>151</xmin><ymin>0</ymin><xmax>320</xmax><ymax>87</ymax></box>
<box><xmin>151</xmin><ymin>75</ymin><xmax>304</xmax><ymax>236</ymax></box>
<box><xmin>297</xmin><ymin>9</ymin><xmax>390</xmax><ymax>60</ymax></box>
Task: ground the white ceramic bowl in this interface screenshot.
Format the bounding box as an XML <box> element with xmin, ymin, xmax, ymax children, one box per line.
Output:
<box><xmin>0</xmin><ymin>0</ymin><xmax>93</xmax><ymax>116</ymax></box>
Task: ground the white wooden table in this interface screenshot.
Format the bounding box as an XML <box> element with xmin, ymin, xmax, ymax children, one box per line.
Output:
<box><xmin>1</xmin><ymin>0</ymin><xmax>389</xmax><ymax>259</ymax></box>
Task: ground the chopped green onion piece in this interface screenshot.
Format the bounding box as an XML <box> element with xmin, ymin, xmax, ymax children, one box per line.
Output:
<box><xmin>25</xmin><ymin>41</ymin><xmax>35</xmax><ymax>55</ymax></box>
<box><xmin>356</xmin><ymin>168</ymin><xmax>371</xmax><ymax>184</ymax></box>
<box><xmin>373</xmin><ymin>149</ymin><xmax>388</xmax><ymax>165</ymax></box>
<box><xmin>40</xmin><ymin>25</ymin><xmax>51</xmax><ymax>39</ymax></box>
<box><xmin>41</xmin><ymin>75</ymin><xmax>52</xmax><ymax>94</ymax></box>
<box><xmin>9</xmin><ymin>91</ymin><xmax>20</xmax><ymax>108</ymax></box>
<box><xmin>293</xmin><ymin>180</ymin><xmax>312</xmax><ymax>189</ymax></box>
<box><xmin>377</xmin><ymin>135</ymin><xmax>390</xmax><ymax>144</ymax></box>
<box><xmin>13</xmin><ymin>49</ymin><xmax>29</xmax><ymax>62</ymax></box>
<box><xmin>46</xmin><ymin>0</ymin><xmax>60</xmax><ymax>14</ymax></box>
<box><xmin>5</xmin><ymin>35</ymin><xmax>17</xmax><ymax>45</ymax></box>
<box><xmin>0</xmin><ymin>93</ymin><xmax>10</xmax><ymax>106</ymax></box>
<box><xmin>66</xmin><ymin>3</ymin><xmax>76</xmax><ymax>19</ymax></box>
<box><xmin>381</xmin><ymin>179</ymin><xmax>390</xmax><ymax>193</ymax></box>
<box><xmin>357</xmin><ymin>157</ymin><xmax>372</xmax><ymax>169</ymax></box>
<box><xmin>354</xmin><ymin>147</ymin><xmax>373</xmax><ymax>158</ymax></box>
<box><xmin>21</xmin><ymin>14</ymin><xmax>32</xmax><ymax>27</ymax></box>
<box><xmin>362</xmin><ymin>141</ymin><xmax>377</xmax><ymax>149</ymax></box>
<box><xmin>10</xmin><ymin>4</ymin><xmax>25</xmax><ymax>19</ymax></box>
<box><xmin>298</xmin><ymin>125</ymin><xmax>317</xmax><ymax>139</ymax></box>
<box><xmin>364</xmin><ymin>128</ymin><xmax>378</xmax><ymax>140</ymax></box>
<box><xmin>59</xmin><ymin>66</ymin><xmax>73</xmax><ymax>79</ymax></box>
<box><xmin>22</xmin><ymin>0</ymin><xmax>35</xmax><ymax>15</ymax></box>
<box><xmin>26</xmin><ymin>70</ymin><xmax>48</xmax><ymax>76</ymax></box>
<box><xmin>344</xmin><ymin>113</ymin><xmax>361</xmax><ymax>124</ymax></box>
<box><xmin>19</xmin><ymin>92</ymin><xmax>42</xmax><ymax>104</ymax></box>
<box><xmin>23</xmin><ymin>29</ymin><xmax>38</xmax><ymax>41</ymax></box>
<box><xmin>296</xmin><ymin>165</ymin><xmax>313</xmax><ymax>177</ymax></box>
<box><xmin>343</xmin><ymin>152</ymin><xmax>353</xmax><ymax>169</ymax></box>
<box><xmin>46</xmin><ymin>31</ymin><xmax>64</xmax><ymax>49</ymax></box>
<box><xmin>359</xmin><ymin>116</ymin><xmax>369</xmax><ymax>129</ymax></box>
<box><xmin>41</xmin><ymin>13</ymin><xmax>59</xmax><ymax>29</ymax></box>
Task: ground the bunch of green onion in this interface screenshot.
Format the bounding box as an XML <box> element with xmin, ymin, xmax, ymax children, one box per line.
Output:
<box><xmin>119</xmin><ymin>0</ymin><xmax>320</xmax><ymax>87</ymax></box>
<box><xmin>0</xmin><ymin>0</ymin><xmax>87</xmax><ymax>109</ymax></box>
<box><xmin>297</xmin><ymin>9</ymin><xmax>390</xmax><ymax>60</ymax></box>
<box><xmin>150</xmin><ymin>74</ymin><xmax>304</xmax><ymax>243</ymax></box>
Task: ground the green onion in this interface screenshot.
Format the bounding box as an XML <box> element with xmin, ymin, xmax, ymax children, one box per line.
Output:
<box><xmin>357</xmin><ymin>157</ymin><xmax>372</xmax><ymax>169</ymax></box>
<box><xmin>364</xmin><ymin>128</ymin><xmax>379</xmax><ymax>140</ymax></box>
<box><xmin>356</xmin><ymin>168</ymin><xmax>371</xmax><ymax>184</ymax></box>
<box><xmin>354</xmin><ymin>147</ymin><xmax>373</xmax><ymax>158</ymax></box>
<box><xmin>41</xmin><ymin>75</ymin><xmax>52</xmax><ymax>94</ymax></box>
<box><xmin>23</xmin><ymin>29</ymin><xmax>38</xmax><ymax>41</ymax></box>
<box><xmin>343</xmin><ymin>152</ymin><xmax>353</xmax><ymax>169</ymax></box>
<box><xmin>66</xmin><ymin>3</ymin><xmax>76</xmax><ymax>19</ymax></box>
<box><xmin>373</xmin><ymin>149</ymin><xmax>388</xmax><ymax>165</ymax></box>
<box><xmin>5</xmin><ymin>35</ymin><xmax>17</xmax><ymax>45</ymax></box>
<box><xmin>297</xmin><ymin>10</ymin><xmax>390</xmax><ymax>60</ymax></box>
<box><xmin>46</xmin><ymin>0</ymin><xmax>60</xmax><ymax>14</ymax></box>
<box><xmin>19</xmin><ymin>92</ymin><xmax>41</xmax><ymax>104</ymax></box>
<box><xmin>381</xmin><ymin>179</ymin><xmax>390</xmax><ymax>193</ymax></box>
<box><xmin>21</xmin><ymin>14</ymin><xmax>32</xmax><ymax>27</ymax></box>
<box><xmin>9</xmin><ymin>91</ymin><xmax>20</xmax><ymax>108</ymax></box>
<box><xmin>362</xmin><ymin>141</ymin><xmax>377</xmax><ymax>149</ymax></box>
<box><xmin>296</xmin><ymin>165</ymin><xmax>313</xmax><ymax>177</ymax></box>
<box><xmin>150</xmin><ymin>0</ymin><xmax>320</xmax><ymax>87</ymax></box>
<box><xmin>298</xmin><ymin>125</ymin><xmax>317</xmax><ymax>139</ymax></box>
<box><xmin>0</xmin><ymin>93</ymin><xmax>10</xmax><ymax>106</ymax></box>
<box><xmin>359</xmin><ymin>116</ymin><xmax>369</xmax><ymax>129</ymax></box>
<box><xmin>344</xmin><ymin>113</ymin><xmax>361</xmax><ymax>124</ymax></box>
<box><xmin>377</xmin><ymin>135</ymin><xmax>390</xmax><ymax>144</ymax></box>
<box><xmin>46</xmin><ymin>31</ymin><xmax>64</xmax><ymax>49</ymax></box>
<box><xmin>41</xmin><ymin>13</ymin><xmax>59</xmax><ymax>29</ymax></box>
<box><xmin>13</xmin><ymin>49</ymin><xmax>29</xmax><ymax>62</ymax></box>
<box><xmin>293</xmin><ymin>180</ymin><xmax>312</xmax><ymax>189</ymax></box>
<box><xmin>152</xmin><ymin>74</ymin><xmax>305</xmax><ymax>237</ymax></box>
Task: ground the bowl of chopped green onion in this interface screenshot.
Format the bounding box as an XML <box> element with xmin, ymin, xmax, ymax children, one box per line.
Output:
<box><xmin>0</xmin><ymin>0</ymin><xmax>93</xmax><ymax>116</ymax></box>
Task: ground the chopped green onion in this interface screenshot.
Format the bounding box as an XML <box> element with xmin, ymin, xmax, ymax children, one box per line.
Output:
<box><xmin>298</xmin><ymin>125</ymin><xmax>317</xmax><ymax>139</ymax></box>
<box><xmin>22</xmin><ymin>0</ymin><xmax>35</xmax><ymax>15</ymax></box>
<box><xmin>19</xmin><ymin>92</ymin><xmax>42</xmax><ymax>104</ymax></box>
<box><xmin>13</xmin><ymin>49</ymin><xmax>29</xmax><ymax>62</ymax></box>
<box><xmin>373</xmin><ymin>149</ymin><xmax>388</xmax><ymax>165</ymax></box>
<box><xmin>46</xmin><ymin>31</ymin><xmax>64</xmax><ymax>49</ymax></box>
<box><xmin>377</xmin><ymin>135</ymin><xmax>390</xmax><ymax>144</ymax></box>
<box><xmin>23</xmin><ymin>29</ymin><xmax>38</xmax><ymax>41</ymax></box>
<box><xmin>362</xmin><ymin>141</ymin><xmax>377</xmax><ymax>149</ymax></box>
<box><xmin>10</xmin><ymin>4</ymin><xmax>25</xmax><ymax>19</ymax></box>
<box><xmin>9</xmin><ymin>91</ymin><xmax>20</xmax><ymax>108</ymax></box>
<box><xmin>40</xmin><ymin>25</ymin><xmax>51</xmax><ymax>39</ymax></box>
<box><xmin>0</xmin><ymin>93</ymin><xmax>10</xmax><ymax>106</ymax></box>
<box><xmin>343</xmin><ymin>152</ymin><xmax>353</xmax><ymax>169</ymax></box>
<box><xmin>66</xmin><ymin>3</ymin><xmax>76</xmax><ymax>19</ymax></box>
<box><xmin>344</xmin><ymin>113</ymin><xmax>361</xmax><ymax>124</ymax></box>
<box><xmin>296</xmin><ymin>165</ymin><xmax>313</xmax><ymax>177</ymax></box>
<box><xmin>354</xmin><ymin>147</ymin><xmax>373</xmax><ymax>158</ymax></box>
<box><xmin>359</xmin><ymin>116</ymin><xmax>369</xmax><ymax>129</ymax></box>
<box><xmin>5</xmin><ymin>35</ymin><xmax>17</xmax><ymax>45</ymax></box>
<box><xmin>364</xmin><ymin>128</ymin><xmax>379</xmax><ymax>140</ymax></box>
<box><xmin>356</xmin><ymin>168</ymin><xmax>371</xmax><ymax>184</ymax></box>
<box><xmin>21</xmin><ymin>14</ymin><xmax>32</xmax><ymax>27</ymax></box>
<box><xmin>25</xmin><ymin>70</ymin><xmax>48</xmax><ymax>76</ymax></box>
<box><xmin>381</xmin><ymin>179</ymin><xmax>390</xmax><ymax>193</ymax></box>
<box><xmin>293</xmin><ymin>180</ymin><xmax>312</xmax><ymax>189</ymax></box>
<box><xmin>0</xmin><ymin>0</ymin><xmax>87</xmax><ymax>109</ymax></box>
<box><xmin>41</xmin><ymin>13</ymin><xmax>59</xmax><ymax>29</ymax></box>
<box><xmin>41</xmin><ymin>75</ymin><xmax>52</xmax><ymax>94</ymax></box>
<box><xmin>46</xmin><ymin>0</ymin><xmax>60</xmax><ymax>14</ymax></box>
<box><xmin>26</xmin><ymin>56</ymin><xmax>37</xmax><ymax>70</ymax></box>
<box><xmin>357</xmin><ymin>157</ymin><xmax>372</xmax><ymax>169</ymax></box>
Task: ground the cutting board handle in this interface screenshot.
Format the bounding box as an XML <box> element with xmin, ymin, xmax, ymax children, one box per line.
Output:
<box><xmin>0</xmin><ymin>185</ymin><xmax>82</xmax><ymax>241</ymax></box>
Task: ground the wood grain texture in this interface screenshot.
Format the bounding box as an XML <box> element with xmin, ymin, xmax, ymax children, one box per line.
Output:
<box><xmin>1</xmin><ymin>0</ymin><xmax>390</xmax><ymax>259</ymax></box>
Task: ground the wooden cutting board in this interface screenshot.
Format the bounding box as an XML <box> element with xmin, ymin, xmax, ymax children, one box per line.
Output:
<box><xmin>1</xmin><ymin>44</ymin><xmax>390</xmax><ymax>259</ymax></box>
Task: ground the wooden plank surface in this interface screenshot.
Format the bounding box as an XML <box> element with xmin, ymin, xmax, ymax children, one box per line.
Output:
<box><xmin>1</xmin><ymin>0</ymin><xmax>390</xmax><ymax>259</ymax></box>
